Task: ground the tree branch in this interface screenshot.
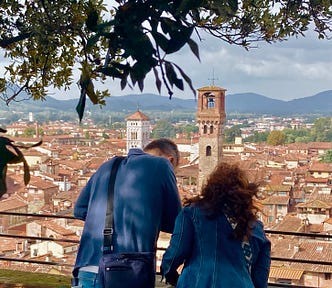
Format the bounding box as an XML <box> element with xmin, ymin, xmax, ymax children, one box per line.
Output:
<box><xmin>0</xmin><ymin>32</ymin><xmax>32</xmax><ymax>48</ymax></box>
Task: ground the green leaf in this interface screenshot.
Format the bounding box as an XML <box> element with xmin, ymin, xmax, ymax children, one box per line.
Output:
<box><xmin>160</xmin><ymin>18</ymin><xmax>194</xmax><ymax>54</ymax></box>
<box><xmin>165</xmin><ymin>62</ymin><xmax>183</xmax><ymax>90</ymax></box>
<box><xmin>86</xmin><ymin>8</ymin><xmax>99</xmax><ymax>32</ymax></box>
<box><xmin>23</xmin><ymin>160</ymin><xmax>30</xmax><ymax>185</ymax></box>
<box><xmin>120</xmin><ymin>77</ymin><xmax>127</xmax><ymax>90</ymax></box>
<box><xmin>0</xmin><ymin>137</ymin><xmax>18</xmax><ymax>164</ymax></box>
<box><xmin>76</xmin><ymin>90</ymin><xmax>86</xmax><ymax>122</ymax></box>
<box><xmin>0</xmin><ymin>164</ymin><xmax>7</xmax><ymax>197</ymax></box>
<box><xmin>187</xmin><ymin>39</ymin><xmax>200</xmax><ymax>60</ymax></box>
<box><xmin>138</xmin><ymin>79</ymin><xmax>144</xmax><ymax>91</ymax></box>
<box><xmin>173</xmin><ymin>62</ymin><xmax>196</xmax><ymax>96</ymax></box>
<box><xmin>153</xmin><ymin>67</ymin><xmax>162</xmax><ymax>93</ymax></box>
<box><xmin>206</xmin><ymin>0</ymin><xmax>238</xmax><ymax>18</ymax></box>
<box><xmin>8</xmin><ymin>144</ymin><xmax>25</xmax><ymax>164</ymax></box>
<box><xmin>99</xmin><ymin>66</ymin><xmax>123</xmax><ymax>78</ymax></box>
<box><xmin>86</xmin><ymin>34</ymin><xmax>100</xmax><ymax>50</ymax></box>
<box><xmin>151</xmin><ymin>31</ymin><xmax>169</xmax><ymax>52</ymax></box>
<box><xmin>176</xmin><ymin>0</ymin><xmax>204</xmax><ymax>15</ymax></box>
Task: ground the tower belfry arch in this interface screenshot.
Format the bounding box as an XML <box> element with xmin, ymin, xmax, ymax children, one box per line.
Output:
<box><xmin>197</xmin><ymin>85</ymin><xmax>226</xmax><ymax>190</ymax></box>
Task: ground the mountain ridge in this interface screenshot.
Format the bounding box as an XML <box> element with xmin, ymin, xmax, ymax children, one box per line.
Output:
<box><xmin>1</xmin><ymin>90</ymin><xmax>332</xmax><ymax>116</ymax></box>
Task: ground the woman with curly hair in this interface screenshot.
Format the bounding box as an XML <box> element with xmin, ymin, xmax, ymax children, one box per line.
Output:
<box><xmin>161</xmin><ymin>162</ymin><xmax>271</xmax><ymax>288</ymax></box>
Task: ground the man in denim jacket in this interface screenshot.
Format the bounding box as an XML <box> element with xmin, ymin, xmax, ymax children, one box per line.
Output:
<box><xmin>72</xmin><ymin>139</ymin><xmax>182</xmax><ymax>287</ymax></box>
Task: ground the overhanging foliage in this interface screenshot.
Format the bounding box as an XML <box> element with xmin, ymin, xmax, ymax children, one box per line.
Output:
<box><xmin>0</xmin><ymin>0</ymin><xmax>332</xmax><ymax>121</ymax></box>
<box><xmin>0</xmin><ymin>128</ymin><xmax>42</xmax><ymax>197</ymax></box>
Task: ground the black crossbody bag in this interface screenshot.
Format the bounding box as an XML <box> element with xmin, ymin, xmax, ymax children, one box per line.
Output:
<box><xmin>98</xmin><ymin>156</ymin><xmax>155</xmax><ymax>288</ymax></box>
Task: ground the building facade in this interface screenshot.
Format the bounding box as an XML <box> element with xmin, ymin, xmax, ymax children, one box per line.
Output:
<box><xmin>126</xmin><ymin>110</ymin><xmax>150</xmax><ymax>152</ymax></box>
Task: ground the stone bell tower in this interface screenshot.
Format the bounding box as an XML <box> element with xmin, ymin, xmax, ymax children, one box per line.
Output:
<box><xmin>197</xmin><ymin>85</ymin><xmax>226</xmax><ymax>190</ymax></box>
<box><xmin>126</xmin><ymin>109</ymin><xmax>150</xmax><ymax>153</ymax></box>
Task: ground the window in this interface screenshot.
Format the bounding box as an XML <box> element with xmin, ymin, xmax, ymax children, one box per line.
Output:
<box><xmin>203</xmin><ymin>125</ymin><xmax>207</xmax><ymax>134</ymax></box>
<box><xmin>210</xmin><ymin>125</ymin><xmax>214</xmax><ymax>134</ymax></box>
<box><xmin>207</xmin><ymin>97</ymin><xmax>215</xmax><ymax>108</ymax></box>
<box><xmin>206</xmin><ymin>146</ymin><xmax>211</xmax><ymax>156</ymax></box>
<box><xmin>277</xmin><ymin>280</ymin><xmax>291</xmax><ymax>285</ymax></box>
<box><xmin>130</xmin><ymin>132</ymin><xmax>137</xmax><ymax>140</ymax></box>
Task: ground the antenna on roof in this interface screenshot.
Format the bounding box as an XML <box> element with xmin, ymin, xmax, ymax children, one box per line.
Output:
<box><xmin>208</xmin><ymin>68</ymin><xmax>219</xmax><ymax>86</ymax></box>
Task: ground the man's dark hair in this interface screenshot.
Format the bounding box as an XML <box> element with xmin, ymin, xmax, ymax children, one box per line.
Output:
<box><xmin>144</xmin><ymin>138</ymin><xmax>180</xmax><ymax>168</ymax></box>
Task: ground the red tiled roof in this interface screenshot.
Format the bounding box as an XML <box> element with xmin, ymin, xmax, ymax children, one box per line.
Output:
<box><xmin>297</xmin><ymin>199</ymin><xmax>332</xmax><ymax>209</ymax></box>
<box><xmin>263</xmin><ymin>195</ymin><xmax>290</xmax><ymax>205</ymax></box>
<box><xmin>305</xmin><ymin>176</ymin><xmax>329</xmax><ymax>184</ymax></box>
<box><xmin>0</xmin><ymin>195</ymin><xmax>27</xmax><ymax>211</ymax></box>
<box><xmin>269</xmin><ymin>267</ymin><xmax>304</xmax><ymax>280</ymax></box>
<box><xmin>126</xmin><ymin>110</ymin><xmax>150</xmax><ymax>121</ymax></box>
<box><xmin>309</xmin><ymin>162</ymin><xmax>332</xmax><ymax>172</ymax></box>
<box><xmin>308</xmin><ymin>142</ymin><xmax>332</xmax><ymax>150</ymax></box>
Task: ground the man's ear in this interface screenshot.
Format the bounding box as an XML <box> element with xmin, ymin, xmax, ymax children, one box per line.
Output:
<box><xmin>168</xmin><ymin>157</ymin><xmax>177</xmax><ymax>170</ymax></box>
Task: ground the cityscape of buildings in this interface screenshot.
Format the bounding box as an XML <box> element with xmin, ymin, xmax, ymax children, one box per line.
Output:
<box><xmin>1</xmin><ymin>87</ymin><xmax>332</xmax><ymax>287</ymax></box>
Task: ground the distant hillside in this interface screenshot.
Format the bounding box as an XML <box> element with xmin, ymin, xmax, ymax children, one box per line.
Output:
<box><xmin>1</xmin><ymin>89</ymin><xmax>332</xmax><ymax>116</ymax></box>
<box><xmin>286</xmin><ymin>90</ymin><xmax>332</xmax><ymax>113</ymax></box>
<box><xmin>225</xmin><ymin>91</ymin><xmax>332</xmax><ymax>114</ymax></box>
<box><xmin>225</xmin><ymin>93</ymin><xmax>285</xmax><ymax>114</ymax></box>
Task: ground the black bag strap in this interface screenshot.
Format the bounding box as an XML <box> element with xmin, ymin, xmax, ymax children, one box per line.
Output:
<box><xmin>103</xmin><ymin>156</ymin><xmax>125</xmax><ymax>254</ymax></box>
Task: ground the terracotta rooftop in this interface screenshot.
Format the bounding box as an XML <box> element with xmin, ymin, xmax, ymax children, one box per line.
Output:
<box><xmin>0</xmin><ymin>195</ymin><xmax>27</xmax><ymax>211</ymax></box>
<box><xmin>297</xmin><ymin>199</ymin><xmax>332</xmax><ymax>209</ymax></box>
<box><xmin>292</xmin><ymin>242</ymin><xmax>332</xmax><ymax>272</ymax></box>
<box><xmin>269</xmin><ymin>267</ymin><xmax>304</xmax><ymax>280</ymax></box>
<box><xmin>309</xmin><ymin>162</ymin><xmax>332</xmax><ymax>172</ymax></box>
<box><xmin>308</xmin><ymin>142</ymin><xmax>332</xmax><ymax>150</ymax></box>
<box><xmin>269</xmin><ymin>215</ymin><xmax>303</xmax><ymax>232</ymax></box>
<box><xmin>126</xmin><ymin>110</ymin><xmax>150</xmax><ymax>121</ymax></box>
<box><xmin>262</xmin><ymin>195</ymin><xmax>290</xmax><ymax>205</ymax></box>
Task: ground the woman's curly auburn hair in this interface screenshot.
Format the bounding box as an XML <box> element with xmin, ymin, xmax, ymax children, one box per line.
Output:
<box><xmin>184</xmin><ymin>162</ymin><xmax>261</xmax><ymax>241</ymax></box>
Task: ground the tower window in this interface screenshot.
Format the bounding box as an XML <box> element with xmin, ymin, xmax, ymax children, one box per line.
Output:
<box><xmin>203</xmin><ymin>125</ymin><xmax>207</xmax><ymax>134</ymax></box>
<box><xmin>206</xmin><ymin>146</ymin><xmax>212</xmax><ymax>156</ymax></box>
<box><xmin>131</xmin><ymin>132</ymin><xmax>138</xmax><ymax>140</ymax></box>
<box><xmin>210</xmin><ymin>125</ymin><xmax>214</xmax><ymax>134</ymax></box>
<box><xmin>207</xmin><ymin>97</ymin><xmax>215</xmax><ymax>108</ymax></box>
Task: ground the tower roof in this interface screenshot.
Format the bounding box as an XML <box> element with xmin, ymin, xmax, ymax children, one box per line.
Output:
<box><xmin>126</xmin><ymin>110</ymin><xmax>150</xmax><ymax>121</ymax></box>
<box><xmin>198</xmin><ymin>85</ymin><xmax>227</xmax><ymax>92</ymax></box>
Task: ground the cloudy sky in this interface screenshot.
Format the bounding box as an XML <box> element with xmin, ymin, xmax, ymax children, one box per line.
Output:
<box><xmin>77</xmin><ymin>29</ymin><xmax>332</xmax><ymax>101</ymax></box>
<box><xmin>1</xmin><ymin>21</ymin><xmax>331</xmax><ymax>102</ymax></box>
<box><xmin>109</xmin><ymin>31</ymin><xmax>329</xmax><ymax>101</ymax></box>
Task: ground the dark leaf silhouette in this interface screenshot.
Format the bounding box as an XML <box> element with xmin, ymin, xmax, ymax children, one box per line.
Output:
<box><xmin>0</xmin><ymin>130</ymin><xmax>42</xmax><ymax>197</ymax></box>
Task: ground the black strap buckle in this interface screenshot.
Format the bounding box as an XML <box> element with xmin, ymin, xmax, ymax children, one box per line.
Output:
<box><xmin>103</xmin><ymin>228</ymin><xmax>113</xmax><ymax>235</ymax></box>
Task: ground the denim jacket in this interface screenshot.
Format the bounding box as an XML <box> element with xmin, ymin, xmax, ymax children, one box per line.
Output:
<box><xmin>161</xmin><ymin>206</ymin><xmax>271</xmax><ymax>288</ymax></box>
<box><xmin>73</xmin><ymin>149</ymin><xmax>181</xmax><ymax>276</ymax></box>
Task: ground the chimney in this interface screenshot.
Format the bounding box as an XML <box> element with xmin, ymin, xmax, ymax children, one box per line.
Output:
<box><xmin>35</xmin><ymin>121</ymin><xmax>39</xmax><ymax>138</ymax></box>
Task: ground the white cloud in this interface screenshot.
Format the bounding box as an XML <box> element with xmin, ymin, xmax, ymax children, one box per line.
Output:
<box><xmin>1</xmin><ymin>18</ymin><xmax>332</xmax><ymax>102</ymax></box>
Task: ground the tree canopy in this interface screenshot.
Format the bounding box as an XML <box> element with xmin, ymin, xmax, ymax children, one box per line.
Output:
<box><xmin>1</xmin><ymin>0</ymin><xmax>332</xmax><ymax>120</ymax></box>
<box><xmin>267</xmin><ymin>130</ymin><xmax>286</xmax><ymax>146</ymax></box>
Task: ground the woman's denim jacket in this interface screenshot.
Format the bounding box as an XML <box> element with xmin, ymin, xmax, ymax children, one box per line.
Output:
<box><xmin>161</xmin><ymin>206</ymin><xmax>271</xmax><ymax>288</ymax></box>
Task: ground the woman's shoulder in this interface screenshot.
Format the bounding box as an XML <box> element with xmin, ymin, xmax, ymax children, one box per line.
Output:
<box><xmin>182</xmin><ymin>204</ymin><xmax>202</xmax><ymax>216</ymax></box>
<box><xmin>251</xmin><ymin>220</ymin><xmax>270</xmax><ymax>242</ymax></box>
